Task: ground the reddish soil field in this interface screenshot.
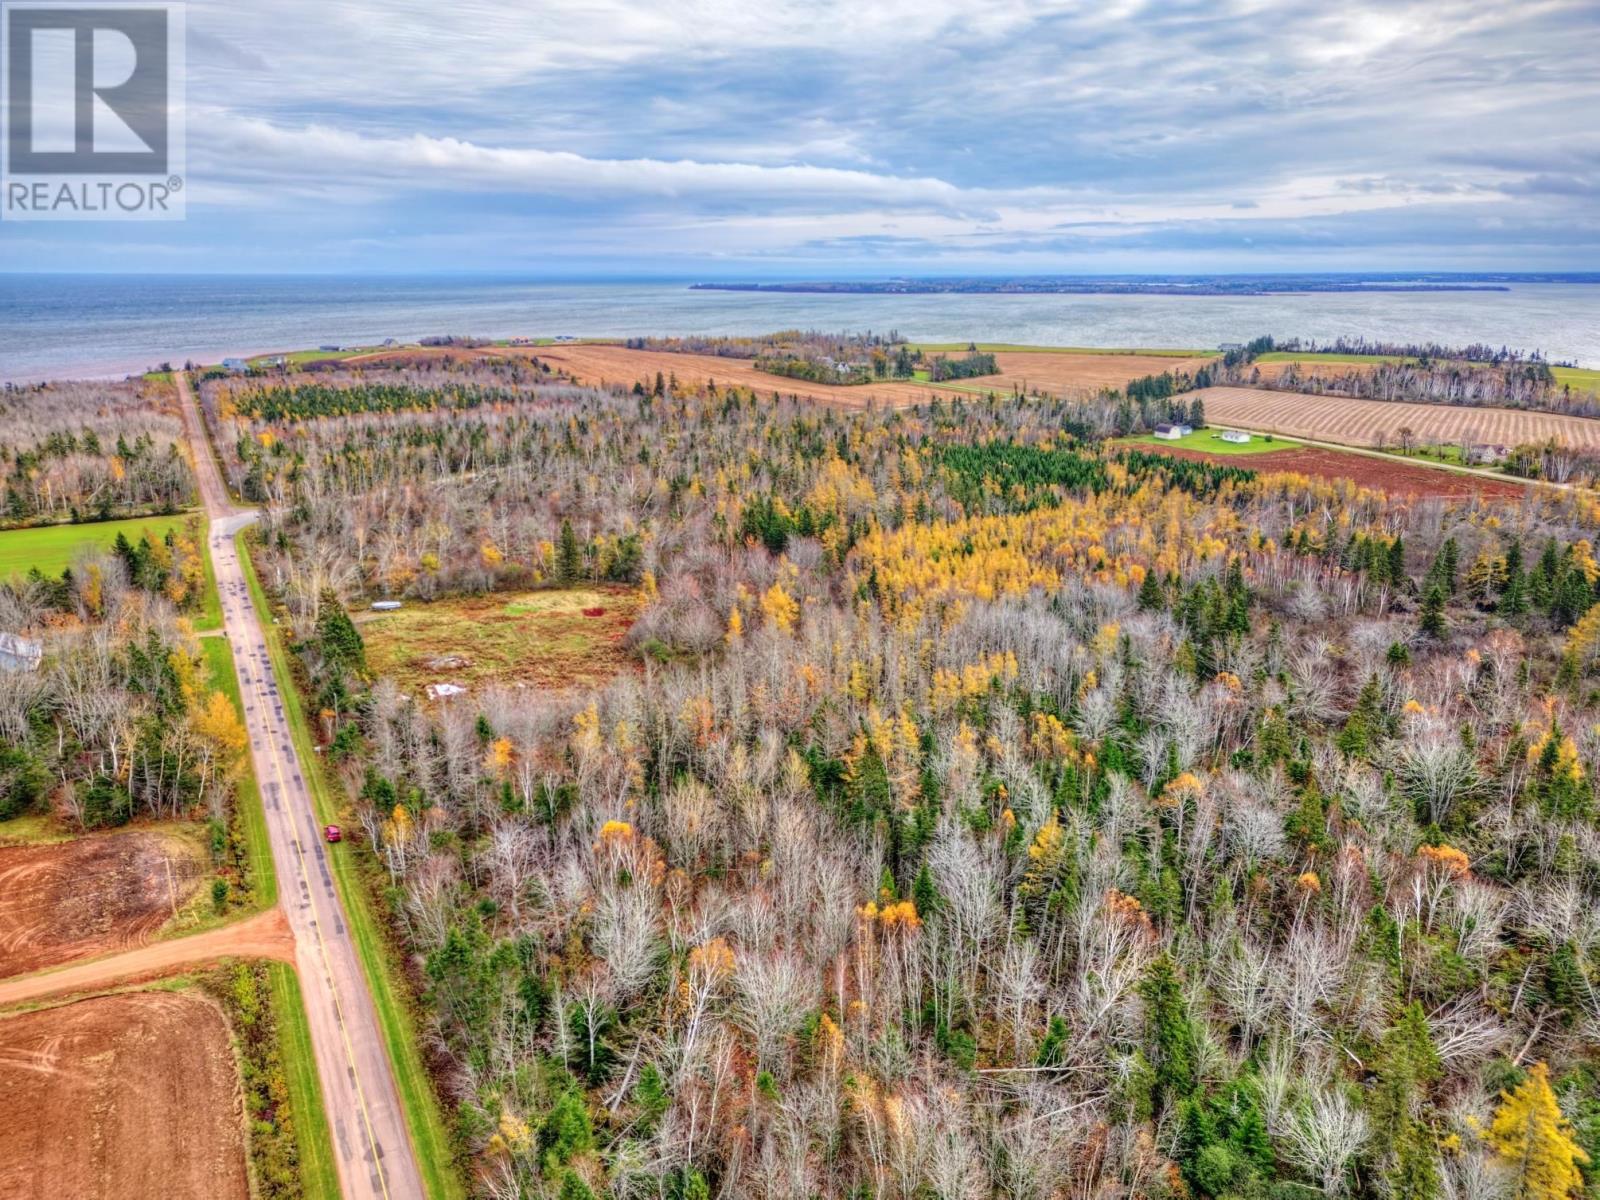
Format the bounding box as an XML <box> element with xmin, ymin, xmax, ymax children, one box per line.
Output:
<box><xmin>0</xmin><ymin>991</ymin><xmax>249</xmax><ymax>1200</ymax></box>
<box><xmin>0</xmin><ymin>831</ymin><xmax>204</xmax><ymax>979</ymax></box>
<box><xmin>1141</xmin><ymin>444</ymin><xmax>1530</xmax><ymax>500</ymax></box>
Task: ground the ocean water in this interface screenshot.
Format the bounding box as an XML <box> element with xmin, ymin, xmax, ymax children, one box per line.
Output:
<box><xmin>3</xmin><ymin>275</ymin><xmax>1599</xmax><ymax>383</ymax></box>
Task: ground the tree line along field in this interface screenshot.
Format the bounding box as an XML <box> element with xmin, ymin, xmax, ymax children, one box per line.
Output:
<box><xmin>1193</xmin><ymin>385</ymin><xmax>1600</xmax><ymax>452</ymax></box>
<box><xmin>203</xmin><ymin>352</ymin><xmax>1600</xmax><ymax>1200</ymax></box>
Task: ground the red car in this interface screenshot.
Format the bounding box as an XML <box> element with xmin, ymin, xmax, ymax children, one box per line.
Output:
<box><xmin>324</xmin><ymin>824</ymin><xmax>342</xmax><ymax>843</ymax></box>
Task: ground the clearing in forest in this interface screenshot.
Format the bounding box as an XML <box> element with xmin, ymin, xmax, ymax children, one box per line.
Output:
<box><xmin>359</xmin><ymin>585</ymin><xmax>641</xmax><ymax>694</ymax></box>
<box><xmin>0</xmin><ymin>991</ymin><xmax>249</xmax><ymax>1200</ymax></box>
<box><xmin>0</xmin><ymin>829</ymin><xmax>205</xmax><ymax>979</ymax></box>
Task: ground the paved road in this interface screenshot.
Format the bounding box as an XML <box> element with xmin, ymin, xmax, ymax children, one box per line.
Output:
<box><xmin>177</xmin><ymin>372</ymin><xmax>426</xmax><ymax>1200</ymax></box>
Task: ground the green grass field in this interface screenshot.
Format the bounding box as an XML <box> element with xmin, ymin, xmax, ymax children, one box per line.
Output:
<box><xmin>238</xmin><ymin>532</ymin><xmax>465</xmax><ymax>1200</ymax></box>
<box><xmin>1119</xmin><ymin>428</ymin><xmax>1300</xmax><ymax>455</ymax></box>
<box><xmin>0</xmin><ymin>511</ymin><xmax>222</xmax><ymax>631</ymax></box>
<box><xmin>0</xmin><ymin>513</ymin><xmax>189</xmax><ymax>579</ymax></box>
<box><xmin>241</xmin><ymin>346</ymin><xmax>401</xmax><ymax>368</ymax></box>
<box><xmin>1553</xmin><ymin>365</ymin><xmax>1600</xmax><ymax>393</ymax></box>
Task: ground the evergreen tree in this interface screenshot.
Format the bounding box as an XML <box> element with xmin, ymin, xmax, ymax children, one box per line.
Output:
<box><xmin>1338</xmin><ymin>674</ymin><xmax>1386</xmax><ymax>757</ymax></box>
<box><xmin>1140</xmin><ymin>953</ymin><xmax>1198</xmax><ymax>1110</ymax></box>
<box><xmin>1420</xmin><ymin>582</ymin><xmax>1448</xmax><ymax>639</ymax></box>
<box><xmin>1502</xmin><ymin>539</ymin><xmax>1530</xmax><ymax>615</ymax></box>
<box><xmin>316</xmin><ymin>588</ymin><xmax>366</xmax><ymax>672</ymax></box>
<box><xmin>1388</xmin><ymin>537</ymin><xmax>1408</xmax><ymax>588</ymax></box>
<box><xmin>557</xmin><ymin>519</ymin><xmax>584</xmax><ymax>585</ymax></box>
<box><xmin>1138</xmin><ymin>570</ymin><xmax>1166</xmax><ymax>612</ymax></box>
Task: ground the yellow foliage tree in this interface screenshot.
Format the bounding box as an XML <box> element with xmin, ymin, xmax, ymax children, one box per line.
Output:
<box><xmin>193</xmin><ymin>690</ymin><xmax>247</xmax><ymax>765</ymax></box>
<box><xmin>760</xmin><ymin>582</ymin><xmax>799</xmax><ymax>633</ymax></box>
<box><xmin>1485</xmin><ymin>1062</ymin><xmax>1590</xmax><ymax>1200</ymax></box>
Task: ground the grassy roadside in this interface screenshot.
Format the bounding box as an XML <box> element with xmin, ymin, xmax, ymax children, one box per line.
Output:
<box><xmin>200</xmin><ymin>635</ymin><xmax>277</xmax><ymax>909</ymax></box>
<box><xmin>193</xmin><ymin>510</ymin><xmax>225</xmax><ymax>632</ymax></box>
<box><xmin>268</xmin><ymin>962</ymin><xmax>340</xmax><ymax>1200</ymax></box>
<box><xmin>235</xmin><ymin>530</ymin><xmax>465</xmax><ymax>1200</ymax></box>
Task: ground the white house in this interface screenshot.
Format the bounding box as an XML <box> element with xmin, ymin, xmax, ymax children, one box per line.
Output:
<box><xmin>221</xmin><ymin>357</ymin><xmax>248</xmax><ymax>373</ymax></box>
<box><xmin>1153</xmin><ymin>423</ymin><xmax>1193</xmax><ymax>440</ymax></box>
<box><xmin>0</xmin><ymin>631</ymin><xmax>43</xmax><ymax>672</ymax></box>
<box><xmin>1219</xmin><ymin>430</ymin><xmax>1251</xmax><ymax>444</ymax></box>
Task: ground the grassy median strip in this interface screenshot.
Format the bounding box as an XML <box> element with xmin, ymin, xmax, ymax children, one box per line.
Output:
<box><xmin>236</xmin><ymin>531</ymin><xmax>465</xmax><ymax>1200</ymax></box>
<box><xmin>268</xmin><ymin>962</ymin><xmax>341</xmax><ymax>1200</ymax></box>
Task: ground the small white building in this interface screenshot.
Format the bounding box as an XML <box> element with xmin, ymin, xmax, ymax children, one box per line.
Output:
<box><xmin>0</xmin><ymin>631</ymin><xmax>43</xmax><ymax>673</ymax></box>
<box><xmin>1219</xmin><ymin>430</ymin><xmax>1251</xmax><ymax>444</ymax></box>
<box><xmin>426</xmin><ymin>682</ymin><xmax>467</xmax><ymax>701</ymax></box>
<box><xmin>1152</xmin><ymin>423</ymin><xmax>1193</xmax><ymax>440</ymax></box>
<box><xmin>371</xmin><ymin>600</ymin><xmax>403</xmax><ymax>611</ymax></box>
<box><xmin>222</xmin><ymin>357</ymin><xmax>248</xmax><ymax>373</ymax></box>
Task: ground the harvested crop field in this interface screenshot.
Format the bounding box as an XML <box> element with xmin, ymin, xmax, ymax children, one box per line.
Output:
<box><xmin>0</xmin><ymin>831</ymin><xmax>205</xmax><ymax>978</ymax></box>
<box><xmin>337</xmin><ymin>343</ymin><xmax>1227</xmax><ymax>407</ymax></box>
<box><xmin>0</xmin><ymin>991</ymin><xmax>249</xmax><ymax>1200</ymax></box>
<box><xmin>1192</xmin><ymin>386</ymin><xmax>1600</xmax><ymax>451</ymax></box>
<box><xmin>359</xmin><ymin>585</ymin><xmax>641</xmax><ymax>696</ymax></box>
<box><xmin>520</xmin><ymin>343</ymin><xmax>938</xmax><ymax>407</ymax></box>
<box><xmin>968</xmin><ymin>350</ymin><xmax>1219</xmax><ymax>396</ymax></box>
<box><xmin>1140</xmin><ymin>443</ymin><xmax>1528</xmax><ymax>500</ymax></box>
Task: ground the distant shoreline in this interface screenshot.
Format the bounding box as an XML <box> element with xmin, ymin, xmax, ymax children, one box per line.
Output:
<box><xmin>691</xmin><ymin>281</ymin><xmax>1517</xmax><ymax>296</ymax></box>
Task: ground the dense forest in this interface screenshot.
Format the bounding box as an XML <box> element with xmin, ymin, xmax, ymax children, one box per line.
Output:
<box><xmin>218</xmin><ymin>358</ymin><xmax>1600</xmax><ymax>1200</ymax></box>
<box><xmin>0</xmin><ymin>377</ymin><xmax>195</xmax><ymax>525</ymax></box>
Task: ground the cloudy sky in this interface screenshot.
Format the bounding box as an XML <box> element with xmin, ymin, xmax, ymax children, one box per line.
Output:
<box><xmin>4</xmin><ymin>0</ymin><xmax>1598</xmax><ymax>274</ymax></box>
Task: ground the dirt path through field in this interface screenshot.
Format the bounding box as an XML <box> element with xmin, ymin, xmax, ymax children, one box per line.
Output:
<box><xmin>0</xmin><ymin>906</ymin><xmax>293</xmax><ymax>1008</ymax></box>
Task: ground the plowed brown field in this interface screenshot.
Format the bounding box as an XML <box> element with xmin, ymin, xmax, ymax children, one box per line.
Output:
<box><xmin>0</xmin><ymin>991</ymin><xmax>249</xmax><ymax>1200</ymax></box>
<box><xmin>1141</xmin><ymin>444</ymin><xmax>1528</xmax><ymax>500</ymax></box>
<box><xmin>0</xmin><ymin>831</ymin><xmax>204</xmax><ymax>978</ymax></box>
<box><xmin>1193</xmin><ymin>386</ymin><xmax>1600</xmax><ymax>451</ymax></box>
